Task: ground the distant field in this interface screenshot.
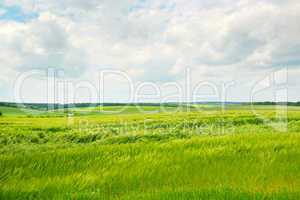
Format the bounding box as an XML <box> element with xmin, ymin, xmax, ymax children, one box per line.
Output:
<box><xmin>2</xmin><ymin>104</ymin><xmax>299</xmax><ymax>116</ymax></box>
<box><xmin>0</xmin><ymin>105</ymin><xmax>300</xmax><ymax>199</ymax></box>
<box><xmin>65</xmin><ymin>105</ymin><xmax>194</xmax><ymax>115</ymax></box>
<box><xmin>0</xmin><ymin>105</ymin><xmax>191</xmax><ymax>117</ymax></box>
<box><xmin>0</xmin><ymin>106</ymin><xmax>43</xmax><ymax>116</ymax></box>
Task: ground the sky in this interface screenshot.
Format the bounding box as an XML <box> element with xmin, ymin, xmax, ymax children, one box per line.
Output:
<box><xmin>0</xmin><ymin>0</ymin><xmax>300</xmax><ymax>103</ymax></box>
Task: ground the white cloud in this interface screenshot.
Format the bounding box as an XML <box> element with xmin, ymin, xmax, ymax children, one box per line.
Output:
<box><xmin>0</xmin><ymin>0</ymin><xmax>300</xmax><ymax>102</ymax></box>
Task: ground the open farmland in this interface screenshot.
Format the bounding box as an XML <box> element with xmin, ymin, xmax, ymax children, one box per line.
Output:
<box><xmin>0</xmin><ymin>105</ymin><xmax>300</xmax><ymax>199</ymax></box>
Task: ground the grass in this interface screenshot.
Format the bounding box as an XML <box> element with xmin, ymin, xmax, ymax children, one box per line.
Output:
<box><xmin>0</xmin><ymin>106</ymin><xmax>42</xmax><ymax>116</ymax></box>
<box><xmin>0</xmin><ymin>105</ymin><xmax>300</xmax><ymax>199</ymax></box>
<box><xmin>0</xmin><ymin>104</ymin><xmax>192</xmax><ymax>117</ymax></box>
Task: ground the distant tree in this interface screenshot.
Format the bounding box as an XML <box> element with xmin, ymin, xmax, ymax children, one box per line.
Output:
<box><xmin>0</xmin><ymin>111</ymin><xmax>2</xmax><ymax>117</ymax></box>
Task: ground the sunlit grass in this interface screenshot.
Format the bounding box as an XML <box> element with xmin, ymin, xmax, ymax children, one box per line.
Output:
<box><xmin>0</xmin><ymin>105</ymin><xmax>300</xmax><ymax>199</ymax></box>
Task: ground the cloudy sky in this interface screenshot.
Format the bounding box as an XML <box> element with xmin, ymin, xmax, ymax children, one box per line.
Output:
<box><xmin>0</xmin><ymin>0</ymin><xmax>300</xmax><ymax>103</ymax></box>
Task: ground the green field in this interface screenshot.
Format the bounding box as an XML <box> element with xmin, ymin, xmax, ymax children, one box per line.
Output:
<box><xmin>0</xmin><ymin>105</ymin><xmax>300</xmax><ymax>199</ymax></box>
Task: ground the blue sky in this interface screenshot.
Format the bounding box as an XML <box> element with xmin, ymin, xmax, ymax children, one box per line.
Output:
<box><xmin>0</xmin><ymin>4</ymin><xmax>38</xmax><ymax>22</ymax></box>
<box><xmin>0</xmin><ymin>0</ymin><xmax>300</xmax><ymax>103</ymax></box>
